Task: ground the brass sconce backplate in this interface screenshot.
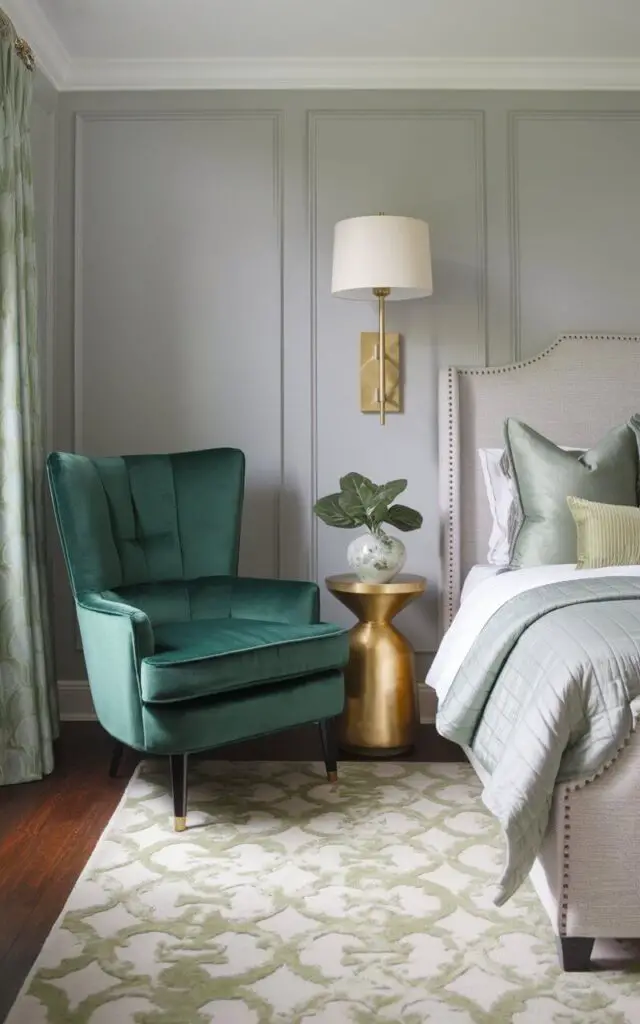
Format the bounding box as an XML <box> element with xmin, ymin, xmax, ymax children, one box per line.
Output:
<box><xmin>360</xmin><ymin>332</ymin><xmax>402</xmax><ymax>414</ymax></box>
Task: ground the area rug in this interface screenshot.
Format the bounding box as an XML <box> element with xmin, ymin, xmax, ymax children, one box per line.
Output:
<box><xmin>6</xmin><ymin>761</ymin><xmax>640</xmax><ymax>1024</ymax></box>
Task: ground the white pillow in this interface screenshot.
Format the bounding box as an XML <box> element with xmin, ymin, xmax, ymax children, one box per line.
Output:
<box><xmin>478</xmin><ymin>448</ymin><xmax>513</xmax><ymax>566</ymax></box>
<box><xmin>478</xmin><ymin>445</ymin><xmax>585</xmax><ymax>566</ymax></box>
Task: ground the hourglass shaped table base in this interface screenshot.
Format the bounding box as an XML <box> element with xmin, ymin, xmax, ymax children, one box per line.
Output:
<box><xmin>325</xmin><ymin>574</ymin><xmax>426</xmax><ymax>757</ymax></box>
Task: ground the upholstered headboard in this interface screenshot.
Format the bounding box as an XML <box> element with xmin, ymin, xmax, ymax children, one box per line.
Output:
<box><xmin>439</xmin><ymin>334</ymin><xmax>640</xmax><ymax>632</ymax></box>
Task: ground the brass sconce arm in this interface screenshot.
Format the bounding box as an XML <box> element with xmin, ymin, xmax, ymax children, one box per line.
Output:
<box><xmin>373</xmin><ymin>288</ymin><xmax>390</xmax><ymax>426</ymax></box>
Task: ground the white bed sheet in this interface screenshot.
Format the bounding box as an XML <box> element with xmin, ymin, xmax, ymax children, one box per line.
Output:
<box><xmin>460</xmin><ymin>565</ymin><xmax>502</xmax><ymax>603</ymax></box>
<box><xmin>428</xmin><ymin>563</ymin><xmax>640</xmax><ymax>702</ymax></box>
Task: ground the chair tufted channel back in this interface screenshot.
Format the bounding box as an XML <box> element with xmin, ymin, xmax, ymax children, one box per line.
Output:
<box><xmin>47</xmin><ymin>448</ymin><xmax>245</xmax><ymax>606</ymax></box>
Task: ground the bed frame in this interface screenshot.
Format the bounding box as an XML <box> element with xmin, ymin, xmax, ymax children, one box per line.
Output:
<box><xmin>439</xmin><ymin>333</ymin><xmax>640</xmax><ymax>971</ymax></box>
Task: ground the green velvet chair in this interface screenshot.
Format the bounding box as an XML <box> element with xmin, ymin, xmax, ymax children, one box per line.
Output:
<box><xmin>47</xmin><ymin>448</ymin><xmax>349</xmax><ymax>831</ymax></box>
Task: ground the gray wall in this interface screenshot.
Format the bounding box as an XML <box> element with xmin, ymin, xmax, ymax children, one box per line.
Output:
<box><xmin>49</xmin><ymin>90</ymin><xmax>640</xmax><ymax>714</ymax></box>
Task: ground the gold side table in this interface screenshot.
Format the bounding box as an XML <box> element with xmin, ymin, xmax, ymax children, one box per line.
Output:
<box><xmin>326</xmin><ymin>573</ymin><xmax>426</xmax><ymax>757</ymax></box>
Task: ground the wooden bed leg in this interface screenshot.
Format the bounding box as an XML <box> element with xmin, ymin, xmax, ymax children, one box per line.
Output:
<box><xmin>556</xmin><ymin>936</ymin><xmax>594</xmax><ymax>972</ymax></box>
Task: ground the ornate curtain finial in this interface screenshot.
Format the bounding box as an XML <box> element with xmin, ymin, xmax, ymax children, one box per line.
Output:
<box><xmin>0</xmin><ymin>10</ymin><xmax>35</xmax><ymax>71</ymax></box>
<box><xmin>14</xmin><ymin>37</ymin><xmax>34</xmax><ymax>71</ymax></box>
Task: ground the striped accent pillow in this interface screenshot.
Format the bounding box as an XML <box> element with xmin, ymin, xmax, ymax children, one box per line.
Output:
<box><xmin>567</xmin><ymin>496</ymin><xmax>640</xmax><ymax>569</ymax></box>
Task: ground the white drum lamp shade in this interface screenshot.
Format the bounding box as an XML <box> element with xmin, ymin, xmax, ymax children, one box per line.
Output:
<box><xmin>331</xmin><ymin>215</ymin><xmax>432</xmax><ymax>299</ymax></box>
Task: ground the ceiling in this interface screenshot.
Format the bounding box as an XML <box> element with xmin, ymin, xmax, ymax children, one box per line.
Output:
<box><xmin>7</xmin><ymin>0</ymin><xmax>640</xmax><ymax>91</ymax></box>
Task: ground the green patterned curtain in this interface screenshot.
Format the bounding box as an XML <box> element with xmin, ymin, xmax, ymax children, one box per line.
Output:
<box><xmin>0</xmin><ymin>13</ymin><xmax>58</xmax><ymax>785</ymax></box>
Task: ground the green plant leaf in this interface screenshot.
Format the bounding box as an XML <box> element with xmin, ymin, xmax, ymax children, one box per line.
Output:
<box><xmin>313</xmin><ymin>493</ymin><xmax>358</xmax><ymax>529</ymax></box>
<box><xmin>383</xmin><ymin>503</ymin><xmax>423</xmax><ymax>532</ymax></box>
<box><xmin>338</xmin><ymin>472</ymin><xmax>379</xmax><ymax>528</ymax></box>
<box><xmin>336</xmin><ymin>489</ymin><xmax>367</xmax><ymax>523</ymax></box>
<box><xmin>315</xmin><ymin>475</ymin><xmax>417</xmax><ymax>533</ymax></box>
<box><xmin>376</xmin><ymin>479</ymin><xmax>408</xmax><ymax>506</ymax></box>
<box><xmin>367</xmin><ymin>479</ymin><xmax>407</xmax><ymax>525</ymax></box>
<box><xmin>340</xmin><ymin>472</ymin><xmax>376</xmax><ymax>512</ymax></box>
<box><xmin>340</xmin><ymin>472</ymin><xmax>375</xmax><ymax>498</ymax></box>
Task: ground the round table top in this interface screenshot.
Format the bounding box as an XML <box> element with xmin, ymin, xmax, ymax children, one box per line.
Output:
<box><xmin>325</xmin><ymin>573</ymin><xmax>426</xmax><ymax>596</ymax></box>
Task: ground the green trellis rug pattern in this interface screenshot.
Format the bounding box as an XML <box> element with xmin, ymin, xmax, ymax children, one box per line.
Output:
<box><xmin>6</xmin><ymin>761</ymin><xmax>640</xmax><ymax>1023</ymax></box>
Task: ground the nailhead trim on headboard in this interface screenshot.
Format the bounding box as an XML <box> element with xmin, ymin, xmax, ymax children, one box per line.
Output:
<box><xmin>441</xmin><ymin>334</ymin><xmax>640</xmax><ymax>633</ymax></box>
<box><xmin>458</xmin><ymin>333</ymin><xmax>640</xmax><ymax>378</ymax></box>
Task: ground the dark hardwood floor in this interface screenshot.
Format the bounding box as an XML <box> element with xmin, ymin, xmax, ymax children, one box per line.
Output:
<box><xmin>0</xmin><ymin>720</ymin><xmax>463</xmax><ymax>1021</ymax></box>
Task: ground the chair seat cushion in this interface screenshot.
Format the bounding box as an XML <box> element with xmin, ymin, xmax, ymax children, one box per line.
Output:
<box><xmin>141</xmin><ymin>618</ymin><xmax>349</xmax><ymax>704</ymax></box>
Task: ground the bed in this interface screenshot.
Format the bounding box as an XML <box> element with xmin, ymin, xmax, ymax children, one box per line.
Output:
<box><xmin>435</xmin><ymin>333</ymin><xmax>640</xmax><ymax>972</ymax></box>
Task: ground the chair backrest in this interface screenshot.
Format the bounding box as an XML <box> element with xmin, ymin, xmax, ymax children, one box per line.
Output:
<box><xmin>47</xmin><ymin>448</ymin><xmax>245</xmax><ymax>597</ymax></box>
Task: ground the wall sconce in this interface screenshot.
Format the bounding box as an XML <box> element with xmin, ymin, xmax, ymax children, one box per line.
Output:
<box><xmin>331</xmin><ymin>215</ymin><xmax>433</xmax><ymax>425</ymax></box>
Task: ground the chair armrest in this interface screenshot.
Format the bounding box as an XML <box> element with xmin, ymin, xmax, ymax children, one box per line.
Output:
<box><xmin>230</xmin><ymin>577</ymin><xmax>320</xmax><ymax>624</ymax></box>
<box><xmin>79</xmin><ymin>591</ymin><xmax>154</xmax><ymax>655</ymax></box>
<box><xmin>76</xmin><ymin>591</ymin><xmax>155</xmax><ymax>750</ymax></box>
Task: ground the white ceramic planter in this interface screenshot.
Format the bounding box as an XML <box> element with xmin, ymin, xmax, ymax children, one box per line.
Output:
<box><xmin>347</xmin><ymin>530</ymin><xmax>406</xmax><ymax>583</ymax></box>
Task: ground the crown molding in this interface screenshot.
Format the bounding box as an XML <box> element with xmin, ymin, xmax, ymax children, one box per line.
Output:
<box><xmin>4</xmin><ymin>4</ymin><xmax>640</xmax><ymax>96</ymax></box>
<box><xmin>1</xmin><ymin>0</ymin><xmax>70</xmax><ymax>88</ymax></box>
<box><xmin>56</xmin><ymin>56</ymin><xmax>640</xmax><ymax>92</ymax></box>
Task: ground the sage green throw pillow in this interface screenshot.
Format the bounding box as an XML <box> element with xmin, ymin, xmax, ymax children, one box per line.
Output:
<box><xmin>567</xmin><ymin>496</ymin><xmax>640</xmax><ymax>569</ymax></box>
<box><xmin>504</xmin><ymin>417</ymin><xmax>640</xmax><ymax>567</ymax></box>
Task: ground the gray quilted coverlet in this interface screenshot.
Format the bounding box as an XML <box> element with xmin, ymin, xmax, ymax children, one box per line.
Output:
<box><xmin>436</xmin><ymin>577</ymin><xmax>640</xmax><ymax>904</ymax></box>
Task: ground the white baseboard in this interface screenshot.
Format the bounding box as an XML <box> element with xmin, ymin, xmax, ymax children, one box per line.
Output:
<box><xmin>415</xmin><ymin>652</ymin><xmax>435</xmax><ymax>724</ymax></box>
<box><xmin>58</xmin><ymin>677</ymin><xmax>436</xmax><ymax>725</ymax></box>
<box><xmin>58</xmin><ymin>680</ymin><xmax>96</xmax><ymax>721</ymax></box>
<box><xmin>417</xmin><ymin>682</ymin><xmax>437</xmax><ymax>725</ymax></box>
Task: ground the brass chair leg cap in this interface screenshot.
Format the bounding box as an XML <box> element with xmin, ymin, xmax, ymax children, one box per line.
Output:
<box><xmin>327</xmin><ymin>770</ymin><xmax>338</xmax><ymax>784</ymax></box>
<box><xmin>174</xmin><ymin>816</ymin><xmax>187</xmax><ymax>833</ymax></box>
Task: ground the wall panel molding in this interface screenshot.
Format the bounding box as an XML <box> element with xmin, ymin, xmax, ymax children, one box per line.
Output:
<box><xmin>73</xmin><ymin>109</ymin><xmax>285</xmax><ymax>573</ymax></box>
<box><xmin>45</xmin><ymin>105</ymin><xmax>56</xmax><ymax>452</ymax></box>
<box><xmin>307</xmin><ymin>110</ymin><xmax>320</xmax><ymax>582</ymax></box>
<box><xmin>31</xmin><ymin>98</ymin><xmax>57</xmax><ymax>452</ymax></box>
<box><xmin>508</xmin><ymin>110</ymin><xmax>640</xmax><ymax>361</ymax></box>
<box><xmin>51</xmin><ymin>91</ymin><xmax>640</xmax><ymax>687</ymax></box>
<box><xmin>307</xmin><ymin>109</ymin><xmax>487</xmax><ymax>606</ymax></box>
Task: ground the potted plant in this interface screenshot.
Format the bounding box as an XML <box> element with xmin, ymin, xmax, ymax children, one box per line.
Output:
<box><xmin>313</xmin><ymin>472</ymin><xmax>423</xmax><ymax>583</ymax></box>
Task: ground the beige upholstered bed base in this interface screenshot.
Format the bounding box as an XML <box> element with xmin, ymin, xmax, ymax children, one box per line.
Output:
<box><xmin>467</xmin><ymin>729</ymin><xmax>640</xmax><ymax>968</ymax></box>
<box><xmin>440</xmin><ymin>335</ymin><xmax>640</xmax><ymax>970</ymax></box>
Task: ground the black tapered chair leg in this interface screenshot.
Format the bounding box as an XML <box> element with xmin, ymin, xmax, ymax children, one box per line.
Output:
<box><xmin>108</xmin><ymin>741</ymin><xmax>124</xmax><ymax>779</ymax></box>
<box><xmin>170</xmin><ymin>753</ymin><xmax>189</xmax><ymax>832</ymax></box>
<box><xmin>319</xmin><ymin>718</ymin><xmax>338</xmax><ymax>783</ymax></box>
